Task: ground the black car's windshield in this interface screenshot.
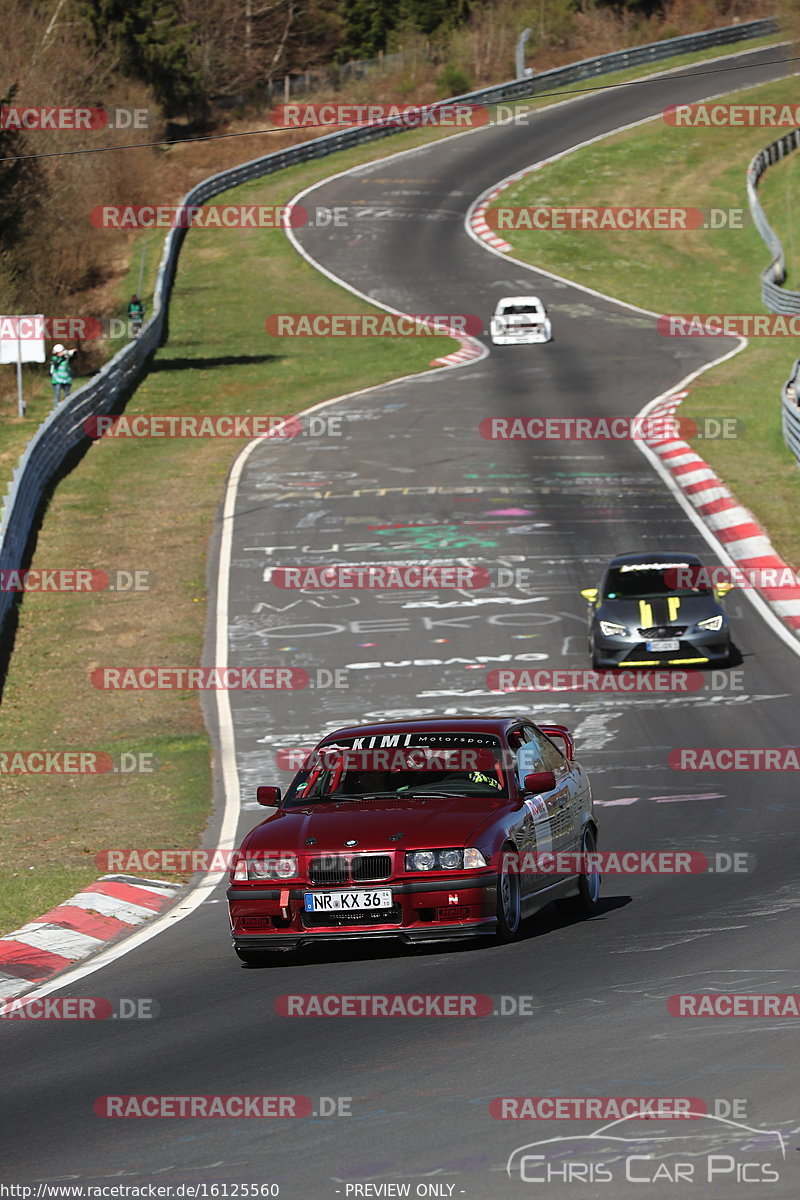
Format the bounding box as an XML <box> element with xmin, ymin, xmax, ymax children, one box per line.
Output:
<box><xmin>604</xmin><ymin>564</ymin><xmax>712</xmax><ymax>600</ymax></box>
<box><xmin>282</xmin><ymin>735</ymin><xmax>509</xmax><ymax>806</ymax></box>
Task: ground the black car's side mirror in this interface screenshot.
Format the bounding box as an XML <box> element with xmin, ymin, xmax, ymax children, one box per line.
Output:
<box><xmin>523</xmin><ymin>771</ymin><xmax>556</xmax><ymax>795</ymax></box>
<box><xmin>256</xmin><ymin>785</ymin><xmax>281</xmax><ymax>805</ymax></box>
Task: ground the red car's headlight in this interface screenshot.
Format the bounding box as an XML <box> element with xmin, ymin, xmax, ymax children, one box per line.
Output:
<box><xmin>232</xmin><ymin>853</ymin><xmax>298</xmax><ymax>881</ymax></box>
<box><xmin>405</xmin><ymin>848</ymin><xmax>487</xmax><ymax>872</ymax></box>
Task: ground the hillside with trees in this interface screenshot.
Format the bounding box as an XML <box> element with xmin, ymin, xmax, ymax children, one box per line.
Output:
<box><xmin>0</xmin><ymin>0</ymin><xmax>782</xmax><ymax>396</ymax></box>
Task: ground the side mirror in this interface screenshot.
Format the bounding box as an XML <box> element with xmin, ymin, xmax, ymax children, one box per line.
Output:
<box><xmin>539</xmin><ymin>724</ymin><xmax>574</xmax><ymax>761</ymax></box>
<box><xmin>581</xmin><ymin>588</ymin><xmax>599</xmax><ymax>603</ymax></box>
<box><xmin>523</xmin><ymin>771</ymin><xmax>556</xmax><ymax>794</ymax></box>
<box><xmin>256</xmin><ymin>785</ymin><xmax>281</xmax><ymax>806</ymax></box>
<box><xmin>715</xmin><ymin>583</ymin><xmax>734</xmax><ymax>597</ymax></box>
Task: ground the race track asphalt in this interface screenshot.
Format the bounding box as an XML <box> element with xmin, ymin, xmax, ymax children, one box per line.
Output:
<box><xmin>2</xmin><ymin>43</ymin><xmax>799</xmax><ymax>1199</ymax></box>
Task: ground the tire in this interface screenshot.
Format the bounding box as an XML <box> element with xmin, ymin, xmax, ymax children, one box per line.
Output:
<box><xmin>495</xmin><ymin>847</ymin><xmax>523</xmax><ymax>943</ymax></box>
<box><xmin>576</xmin><ymin>825</ymin><xmax>601</xmax><ymax>916</ymax></box>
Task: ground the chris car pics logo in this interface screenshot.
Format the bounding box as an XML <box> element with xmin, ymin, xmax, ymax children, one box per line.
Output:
<box><xmin>506</xmin><ymin>1112</ymin><xmax>786</xmax><ymax>1186</ymax></box>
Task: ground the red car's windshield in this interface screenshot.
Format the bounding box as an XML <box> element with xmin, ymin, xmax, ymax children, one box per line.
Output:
<box><xmin>282</xmin><ymin>736</ymin><xmax>509</xmax><ymax>805</ymax></box>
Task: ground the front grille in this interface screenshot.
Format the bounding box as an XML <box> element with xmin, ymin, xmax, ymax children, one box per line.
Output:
<box><xmin>308</xmin><ymin>857</ymin><xmax>349</xmax><ymax>885</ymax></box>
<box><xmin>302</xmin><ymin>904</ymin><xmax>403</xmax><ymax>928</ymax></box>
<box><xmin>307</xmin><ymin>854</ymin><xmax>392</xmax><ymax>884</ymax></box>
<box><xmin>638</xmin><ymin>626</ymin><xmax>687</xmax><ymax>637</ymax></box>
<box><xmin>351</xmin><ymin>855</ymin><xmax>392</xmax><ymax>882</ymax></box>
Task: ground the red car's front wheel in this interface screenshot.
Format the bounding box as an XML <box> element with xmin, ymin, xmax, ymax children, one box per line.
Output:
<box><xmin>495</xmin><ymin>846</ymin><xmax>523</xmax><ymax>942</ymax></box>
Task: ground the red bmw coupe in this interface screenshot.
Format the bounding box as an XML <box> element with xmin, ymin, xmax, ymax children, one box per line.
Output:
<box><xmin>227</xmin><ymin>716</ymin><xmax>599</xmax><ymax>963</ymax></box>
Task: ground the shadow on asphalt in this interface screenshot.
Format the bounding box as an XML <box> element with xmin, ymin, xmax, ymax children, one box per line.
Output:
<box><xmin>237</xmin><ymin>895</ymin><xmax>632</xmax><ymax>969</ymax></box>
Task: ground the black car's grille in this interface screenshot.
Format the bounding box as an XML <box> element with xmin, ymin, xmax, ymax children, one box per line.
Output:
<box><xmin>302</xmin><ymin>904</ymin><xmax>402</xmax><ymax>928</ymax></box>
<box><xmin>351</xmin><ymin>855</ymin><xmax>392</xmax><ymax>882</ymax></box>
<box><xmin>307</xmin><ymin>854</ymin><xmax>392</xmax><ymax>885</ymax></box>
<box><xmin>622</xmin><ymin>642</ymin><xmax>710</xmax><ymax>665</ymax></box>
<box><xmin>638</xmin><ymin>626</ymin><xmax>687</xmax><ymax>637</ymax></box>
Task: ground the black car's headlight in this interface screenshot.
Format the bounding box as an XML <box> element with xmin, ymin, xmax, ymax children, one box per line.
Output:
<box><xmin>696</xmin><ymin>614</ymin><xmax>724</xmax><ymax>632</ymax></box>
<box><xmin>405</xmin><ymin>848</ymin><xmax>487</xmax><ymax>871</ymax></box>
<box><xmin>599</xmin><ymin>619</ymin><xmax>628</xmax><ymax>636</ymax></box>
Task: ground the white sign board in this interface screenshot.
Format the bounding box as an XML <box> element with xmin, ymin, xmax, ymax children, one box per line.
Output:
<box><xmin>0</xmin><ymin>315</ymin><xmax>46</xmax><ymax>364</ymax></box>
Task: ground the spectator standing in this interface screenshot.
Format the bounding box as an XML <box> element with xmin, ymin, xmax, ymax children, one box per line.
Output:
<box><xmin>50</xmin><ymin>344</ymin><xmax>76</xmax><ymax>408</ymax></box>
<box><xmin>127</xmin><ymin>294</ymin><xmax>145</xmax><ymax>336</ymax></box>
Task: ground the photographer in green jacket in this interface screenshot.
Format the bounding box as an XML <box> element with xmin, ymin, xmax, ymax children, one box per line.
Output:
<box><xmin>50</xmin><ymin>344</ymin><xmax>76</xmax><ymax>409</ymax></box>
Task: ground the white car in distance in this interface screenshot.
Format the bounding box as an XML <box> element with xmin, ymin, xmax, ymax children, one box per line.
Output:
<box><xmin>490</xmin><ymin>296</ymin><xmax>552</xmax><ymax>345</ymax></box>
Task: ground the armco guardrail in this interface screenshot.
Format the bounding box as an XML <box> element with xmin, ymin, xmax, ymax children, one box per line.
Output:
<box><xmin>747</xmin><ymin>128</ymin><xmax>800</xmax><ymax>314</ymax></box>
<box><xmin>782</xmin><ymin>358</ymin><xmax>800</xmax><ymax>464</ymax></box>
<box><xmin>0</xmin><ymin>15</ymin><xmax>778</xmax><ymax>636</ymax></box>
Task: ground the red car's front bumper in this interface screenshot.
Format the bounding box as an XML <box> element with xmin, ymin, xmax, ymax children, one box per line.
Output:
<box><xmin>227</xmin><ymin>871</ymin><xmax>498</xmax><ymax>949</ymax></box>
